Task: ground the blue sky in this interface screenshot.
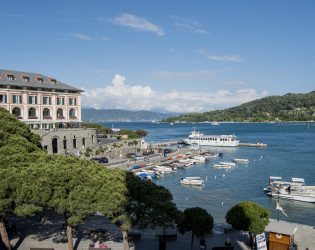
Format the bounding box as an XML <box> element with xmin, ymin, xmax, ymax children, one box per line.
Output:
<box><xmin>1</xmin><ymin>0</ymin><xmax>314</xmax><ymax>113</ymax></box>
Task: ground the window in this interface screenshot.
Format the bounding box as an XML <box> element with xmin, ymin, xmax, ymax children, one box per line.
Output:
<box><xmin>23</xmin><ymin>76</ymin><xmax>30</xmax><ymax>82</ymax></box>
<box><xmin>57</xmin><ymin>97</ymin><xmax>64</xmax><ymax>105</ymax></box>
<box><xmin>69</xmin><ymin>98</ymin><xmax>77</xmax><ymax>106</ymax></box>
<box><xmin>28</xmin><ymin>96</ymin><xmax>38</xmax><ymax>104</ymax></box>
<box><xmin>12</xmin><ymin>107</ymin><xmax>21</xmax><ymax>117</ymax></box>
<box><xmin>0</xmin><ymin>94</ymin><xmax>7</xmax><ymax>103</ymax></box>
<box><xmin>69</xmin><ymin>108</ymin><xmax>76</xmax><ymax>118</ymax></box>
<box><xmin>57</xmin><ymin>108</ymin><xmax>64</xmax><ymax>118</ymax></box>
<box><xmin>43</xmin><ymin>108</ymin><xmax>51</xmax><ymax>118</ymax></box>
<box><xmin>28</xmin><ymin>107</ymin><xmax>37</xmax><ymax>119</ymax></box>
<box><xmin>50</xmin><ymin>79</ymin><xmax>57</xmax><ymax>84</ymax></box>
<box><xmin>7</xmin><ymin>75</ymin><xmax>15</xmax><ymax>80</ymax></box>
<box><xmin>13</xmin><ymin>95</ymin><xmax>22</xmax><ymax>104</ymax></box>
<box><xmin>43</xmin><ymin>96</ymin><xmax>51</xmax><ymax>105</ymax></box>
<box><xmin>37</xmin><ymin>78</ymin><xmax>44</xmax><ymax>83</ymax></box>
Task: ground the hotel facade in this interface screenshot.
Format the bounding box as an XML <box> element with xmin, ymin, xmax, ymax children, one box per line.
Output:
<box><xmin>0</xmin><ymin>69</ymin><xmax>97</xmax><ymax>154</ymax></box>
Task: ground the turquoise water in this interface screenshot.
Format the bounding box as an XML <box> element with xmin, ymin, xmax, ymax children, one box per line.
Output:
<box><xmin>103</xmin><ymin>122</ymin><xmax>315</xmax><ymax>226</ymax></box>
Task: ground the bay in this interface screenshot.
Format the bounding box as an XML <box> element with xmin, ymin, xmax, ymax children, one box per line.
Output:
<box><xmin>102</xmin><ymin>122</ymin><xmax>315</xmax><ymax>226</ymax></box>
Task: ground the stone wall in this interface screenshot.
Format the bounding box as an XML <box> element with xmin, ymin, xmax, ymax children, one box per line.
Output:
<box><xmin>33</xmin><ymin>127</ymin><xmax>98</xmax><ymax>154</ymax></box>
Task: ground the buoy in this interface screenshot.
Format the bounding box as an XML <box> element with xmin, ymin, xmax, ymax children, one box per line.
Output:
<box><xmin>186</xmin><ymin>197</ymin><xmax>188</xmax><ymax>200</ymax></box>
<box><xmin>222</xmin><ymin>202</ymin><xmax>223</xmax><ymax>205</ymax></box>
<box><xmin>268</xmin><ymin>208</ymin><xmax>271</xmax><ymax>210</ymax></box>
<box><xmin>198</xmin><ymin>199</ymin><xmax>200</xmax><ymax>202</ymax></box>
<box><xmin>207</xmin><ymin>200</ymin><xmax>208</xmax><ymax>203</ymax></box>
<box><xmin>230</xmin><ymin>203</ymin><xmax>232</xmax><ymax>206</ymax></box>
<box><xmin>215</xmin><ymin>176</ymin><xmax>217</xmax><ymax>179</ymax></box>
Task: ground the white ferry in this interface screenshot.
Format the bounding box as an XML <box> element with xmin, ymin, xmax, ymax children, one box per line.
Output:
<box><xmin>180</xmin><ymin>127</ymin><xmax>239</xmax><ymax>147</ymax></box>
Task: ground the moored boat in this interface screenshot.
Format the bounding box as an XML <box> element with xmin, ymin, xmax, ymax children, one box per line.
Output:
<box><xmin>264</xmin><ymin>177</ymin><xmax>315</xmax><ymax>203</ymax></box>
<box><xmin>180</xmin><ymin>177</ymin><xmax>203</xmax><ymax>186</ymax></box>
<box><xmin>232</xmin><ymin>158</ymin><xmax>248</xmax><ymax>163</ymax></box>
<box><xmin>180</xmin><ymin>127</ymin><xmax>239</xmax><ymax>147</ymax></box>
<box><xmin>212</xmin><ymin>164</ymin><xmax>232</xmax><ymax>169</ymax></box>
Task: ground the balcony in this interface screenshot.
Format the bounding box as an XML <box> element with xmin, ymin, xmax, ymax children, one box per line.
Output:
<box><xmin>57</xmin><ymin>116</ymin><xmax>65</xmax><ymax>119</ymax></box>
<box><xmin>43</xmin><ymin>116</ymin><xmax>52</xmax><ymax>119</ymax></box>
<box><xmin>28</xmin><ymin>116</ymin><xmax>38</xmax><ymax>119</ymax></box>
<box><xmin>17</xmin><ymin>116</ymin><xmax>23</xmax><ymax>119</ymax></box>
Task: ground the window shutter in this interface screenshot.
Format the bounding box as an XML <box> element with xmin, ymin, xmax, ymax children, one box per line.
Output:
<box><xmin>5</xmin><ymin>95</ymin><xmax>7</xmax><ymax>103</ymax></box>
<box><xmin>29</xmin><ymin>96</ymin><xmax>31</xmax><ymax>104</ymax></box>
<box><xmin>62</xmin><ymin>98</ymin><xmax>64</xmax><ymax>105</ymax></box>
<box><xmin>49</xmin><ymin>97</ymin><xmax>51</xmax><ymax>104</ymax></box>
<box><xmin>74</xmin><ymin>98</ymin><xmax>77</xmax><ymax>105</ymax></box>
<box><xmin>35</xmin><ymin>96</ymin><xmax>37</xmax><ymax>104</ymax></box>
<box><xmin>57</xmin><ymin>98</ymin><xmax>60</xmax><ymax>105</ymax></box>
<box><xmin>19</xmin><ymin>95</ymin><xmax>22</xmax><ymax>104</ymax></box>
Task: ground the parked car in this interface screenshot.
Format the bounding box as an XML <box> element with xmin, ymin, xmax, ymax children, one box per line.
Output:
<box><xmin>126</xmin><ymin>153</ymin><xmax>136</xmax><ymax>158</ymax></box>
<box><xmin>91</xmin><ymin>157</ymin><xmax>108</xmax><ymax>164</ymax></box>
<box><xmin>164</xmin><ymin>149</ymin><xmax>172</xmax><ymax>154</ymax></box>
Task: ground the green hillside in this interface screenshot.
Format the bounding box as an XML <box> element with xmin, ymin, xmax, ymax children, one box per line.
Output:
<box><xmin>163</xmin><ymin>91</ymin><xmax>315</xmax><ymax>123</ymax></box>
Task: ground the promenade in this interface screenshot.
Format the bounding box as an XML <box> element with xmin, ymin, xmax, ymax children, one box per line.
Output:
<box><xmin>6</xmin><ymin>213</ymin><xmax>315</xmax><ymax>250</ymax></box>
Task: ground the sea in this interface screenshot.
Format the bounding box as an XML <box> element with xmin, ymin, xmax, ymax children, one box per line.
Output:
<box><xmin>102</xmin><ymin>122</ymin><xmax>315</xmax><ymax>226</ymax></box>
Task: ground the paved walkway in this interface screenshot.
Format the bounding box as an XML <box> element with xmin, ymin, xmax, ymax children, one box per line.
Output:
<box><xmin>4</xmin><ymin>212</ymin><xmax>315</xmax><ymax>250</ymax></box>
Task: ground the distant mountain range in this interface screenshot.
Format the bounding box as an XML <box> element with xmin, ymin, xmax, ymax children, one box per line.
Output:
<box><xmin>81</xmin><ymin>108</ymin><xmax>177</xmax><ymax>122</ymax></box>
<box><xmin>163</xmin><ymin>91</ymin><xmax>315</xmax><ymax>123</ymax></box>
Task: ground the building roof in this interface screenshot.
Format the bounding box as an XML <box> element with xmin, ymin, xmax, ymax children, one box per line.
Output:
<box><xmin>265</xmin><ymin>219</ymin><xmax>298</xmax><ymax>236</ymax></box>
<box><xmin>0</xmin><ymin>69</ymin><xmax>83</xmax><ymax>92</ymax></box>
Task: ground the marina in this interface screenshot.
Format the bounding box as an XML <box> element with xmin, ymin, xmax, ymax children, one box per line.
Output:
<box><xmin>104</xmin><ymin>121</ymin><xmax>315</xmax><ymax>227</ymax></box>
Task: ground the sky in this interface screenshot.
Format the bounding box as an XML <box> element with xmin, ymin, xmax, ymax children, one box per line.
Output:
<box><xmin>1</xmin><ymin>0</ymin><xmax>314</xmax><ymax>113</ymax></box>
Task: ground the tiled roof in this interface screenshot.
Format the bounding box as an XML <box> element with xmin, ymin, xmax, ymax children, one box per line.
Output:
<box><xmin>0</xmin><ymin>69</ymin><xmax>83</xmax><ymax>92</ymax></box>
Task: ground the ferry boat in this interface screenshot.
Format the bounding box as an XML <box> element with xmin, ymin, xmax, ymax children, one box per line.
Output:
<box><xmin>180</xmin><ymin>127</ymin><xmax>239</xmax><ymax>147</ymax></box>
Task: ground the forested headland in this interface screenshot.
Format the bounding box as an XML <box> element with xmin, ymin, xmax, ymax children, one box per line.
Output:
<box><xmin>163</xmin><ymin>91</ymin><xmax>315</xmax><ymax>123</ymax></box>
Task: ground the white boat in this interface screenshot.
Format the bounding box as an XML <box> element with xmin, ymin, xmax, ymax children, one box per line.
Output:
<box><xmin>154</xmin><ymin>166</ymin><xmax>173</xmax><ymax>174</ymax></box>
<box><xmin>265</xmin><ymin>177</ymin><xmax>315</xmax><ymax>203</ymax></box>
<box><xmin>180</xmin><ymin>127</ymin><xmax>239</xmax><ymax>147</ymax></box>
<box><xmin>220</xmin><ymin>162</ymin><xmax>236</xmax><ymax>167</ymax></box>
<box><xmin>180</xmin><ymin>177</ymin><xmax>203</xmax><ymax>186</ymax></box>
<box><xmin>211</xmin><ymin>122</ymin><xmax>220</xmax><ymax>125</ymax></box>
<box><xmin>212</xmin><ymin>164</ymin><xmax>232</xmax><ymax>169</ymax></box>
<box><xmin>232</xmin><ymin>158</ymin><xmax>248</xmax><ymax>163</ymax></box>
<box><xmin>192</xmin><ymin>155</ymin><xmax>208</xmax><ymax>163</ymax></box>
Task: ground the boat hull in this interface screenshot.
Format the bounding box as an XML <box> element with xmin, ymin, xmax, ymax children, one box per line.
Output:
<box><xmin>182</xmin><ymin>139</ymin><xmax>239</xmax><ymax>147</ymax></box>
<box><xmin>267</xmin><ymin>192</ymin><xmax>315</xmax><ymax>203</ymax></box>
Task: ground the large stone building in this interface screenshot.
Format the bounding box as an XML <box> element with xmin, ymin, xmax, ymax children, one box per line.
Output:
<box><xmin>0</xmin><ymin>69</ymin><xmax>97</xmax><ymax>154</ymax></box>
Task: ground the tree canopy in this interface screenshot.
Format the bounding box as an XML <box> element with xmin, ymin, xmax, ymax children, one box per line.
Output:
<box><xmin>177</xmin><ymin>207</ymin><xmax>213</xmax><ymax>250</ymax></box>
<box><xmin>225</xmin><ymin>201</ymin><xmax>270</xmax><ymax>235</ymax></box>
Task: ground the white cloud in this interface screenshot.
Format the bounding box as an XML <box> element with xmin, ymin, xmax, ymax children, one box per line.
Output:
<box><xmin>112</xmin><ymin>13</ymin><xmax>164</xmax><ymax>36</ymax></box>
<box><xmin>198</xmin><ymin>49</ymin><xmax>243</xmax><ymax>62</ymax></box>
<box><xmin>81</xmin><ymin>74</ymin><xmax>268</xmax><ymax>113</ymax></box>
<box><xmin>69</xmin><ymin>33</ymin><xmax>93</xmax><ymax>41</ymax></box>
<box><xmin>170</xmin><ymin>15</ymin><xmax>209</xmax><ymax>34</ymax></box>
<box><xmin>102</xmin><ymin>37</ymin><xmax>109</xmax><ymax>41</ymax></box>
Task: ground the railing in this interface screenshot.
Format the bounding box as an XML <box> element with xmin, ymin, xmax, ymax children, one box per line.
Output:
<box><xmin>28</xmin><ymin>116</ymin><xmax>38</xmax><ymax>119</ymax></box>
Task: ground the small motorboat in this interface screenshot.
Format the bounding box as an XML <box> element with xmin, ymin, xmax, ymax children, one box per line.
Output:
<box><xmin>212</xmin><ymin>164</ymin><xmax>232</xmax><ymax>169</ymax></box>
<box><xmin>180</xmin><ymin>177</ymin><xmax>203</xmax><ymax>186</ymax></box>
<box><xmin>233</xmin><ymin>158</ymin><xmax>249</xmax><ymax>163</ymax></box>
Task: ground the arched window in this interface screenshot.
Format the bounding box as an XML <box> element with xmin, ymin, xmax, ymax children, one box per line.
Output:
<box><xmin>43</xmin><ymin>108</ymin><xmax>51</xmax><ymax>118</ymax></box>
<box><xmin>12</xmin><ymin>107</ymin><xmax>21</xmax><ymax>118</ymax></box>
<box><xmin>28</xmin><ymin>107</ymin><xmax>37</xmax><ymax>119</ymax></box>
<box><xmin>69</xmin><ymin>108</ymin><xmax>76</xmax><ymax>118</ymax></box>
<box><xmin>57</xmin><ymin>108</ymin><xmax>64</xmax><ymax>118</ymax></box>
